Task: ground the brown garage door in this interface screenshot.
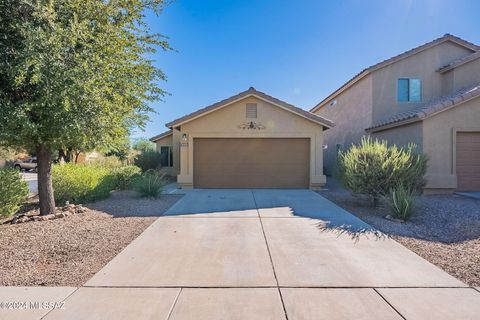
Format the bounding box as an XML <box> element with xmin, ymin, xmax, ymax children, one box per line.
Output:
<box><xmin>456</xmin><ymin>132</ymin><xmax>480</xmax><ymax>191</ymax></box>
<box><xmin>194</xmin><ymin>138</ymin><xmax>310</xmax><ymax>188</ymax></box>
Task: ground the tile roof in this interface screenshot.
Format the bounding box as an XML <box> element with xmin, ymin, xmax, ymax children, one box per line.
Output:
<box><xmin>366</xmin><ymin>83</ymin><xmax>480</xmax><ymax>132</ymax></box>
<box><xmin>310</xmin><ymin>34</ymin><xmax>479</xmax><ymax>113</ymax></box>
<box><xmin>438</xmin><ymin>50</ymin><xmax>480</xmax><ymax>73</ymax></box>
<box><xmin>150</xmin><ymin>129</ymin><xmax>172</xmax><ymax>142</ymax></box>
<box><xmin>165</xmin><ymin>87</ymin><xmax>334</xmax><ymax>129</ymax></box>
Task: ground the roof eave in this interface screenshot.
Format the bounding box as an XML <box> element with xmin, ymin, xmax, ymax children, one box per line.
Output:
<box><xmin>311</xmin><ymin>35</ymin><xmax>479</xmax><ymax>113</ymax></box>
<box><xmin>149</xmin><ymin>130</ymin><xmax>173</xmax><ymax>142</ymax></box>
<box><xmin>310</xmin><ymin>70</ymin><xmax>369</xmax><ymax>113</ymax></box>
<box><xmin>367</xmin><ymin>88</ymin><xmax>480</xmax><ymax>132</ymax></box>
<box><xmin>438</xmin><ymin>52</ymin><xmax>480</xmax><ymax>74</ymax></box>
<box><xmin>366</xmin><ymin>117</ymin><xmax>422</xmax><ymax>133</ymax></box>
<box><xmin>165</xmin><ymin>94</ymin><xmax>250</xmax><ymax>128</ymax></box>
<box><xmin>167</xmin><ymin>92</ymin><xmax>334</xmax><ymax>129</ymax></box>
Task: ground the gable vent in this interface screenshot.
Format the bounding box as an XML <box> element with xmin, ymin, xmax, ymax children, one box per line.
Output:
<box><xmin>246</xmin><ymin>103</ymin><xmax>257</xmax><ymax>118</ymax></box>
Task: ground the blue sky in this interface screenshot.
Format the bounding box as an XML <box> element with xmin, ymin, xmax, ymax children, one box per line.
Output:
<box><xmin>138</xmin><ymin>0</ymin><xmax>479</xmax><ymax>138</ymax></box>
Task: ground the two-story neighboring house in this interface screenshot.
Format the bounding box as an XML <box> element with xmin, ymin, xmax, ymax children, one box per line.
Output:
<box><xmin>311</xmin><ymin>34</ymin><xmax>480</xmax><ymax>194</ymax></box>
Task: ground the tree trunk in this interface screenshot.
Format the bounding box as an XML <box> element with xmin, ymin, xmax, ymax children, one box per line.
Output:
<box><xmin>58</xmin><ymin>148</ymin><xmax>66</xmax><ymax>165</ymax></box>
<box><xmin>74</xmin><ymin>151</ymin><xmax>81</xmax><ymax>164</ymax></box>
<box><xmin>36</xmin><ymin>144</ymin><xmax>56</xmax><ymax>215</ymax></box>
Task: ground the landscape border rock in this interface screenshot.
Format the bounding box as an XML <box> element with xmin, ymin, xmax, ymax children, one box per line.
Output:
<box><xmin>3</xmin><ymin>204</ymin><xmax>87</xmax><ymax>225</ymax></box>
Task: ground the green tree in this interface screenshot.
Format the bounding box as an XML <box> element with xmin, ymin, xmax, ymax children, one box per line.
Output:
<box><xmin>132</xmin><ymin>138</ymin><xmax>156</xmax><ymax>153</ymax></box>
<box><xmin>104</xmin><ymin>136</ymin><xmax>133</xmax><ymax>162</ymax></box>
<box><xmin>0</xmin><ymin>0</ymin><xmax>170</xmax><ymax>215</ymax></box>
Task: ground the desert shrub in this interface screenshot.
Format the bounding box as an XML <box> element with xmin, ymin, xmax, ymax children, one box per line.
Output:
<box><xmin>132</xmin><ymin>170</ymin><xmax>166</xmax><ymax>198</ymax></box>
<box><xmin>0</xmin><ymin>168</ymin><xmax>29</xmax><ymax>218</ymax></box>
<box><xmin>111</xmin><ymin>165</ymin><xmax>142</xmax><ymax>190</ymax></box>
<box><xmin>338</xmin><ymin>137</ymin><xmax>427</xmax><ymax>206</ymax></box>
<box><xmin>88</xmin><ymin>155</ymin><xmax>123</xmax><ymax>168</ymax></box>
<box><xmin>52</xmin><ymin>164</ymin><xmax>115</xmax><ymax>204</ymax></box>
<box><xmin>134</xmin><ymin>150</ymin><xmax>162</xmax><ymax>172</ymax></box>
<box><xmin>384</xmin><ymin>185</ymin><xmax>417</xmax><ymax>220</ymax></box>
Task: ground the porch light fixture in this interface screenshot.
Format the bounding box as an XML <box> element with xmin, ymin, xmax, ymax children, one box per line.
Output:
<box><xmin>180</xmin><ymin>133</ymin><xmax>188</xmax><ymax>147</ymax></box>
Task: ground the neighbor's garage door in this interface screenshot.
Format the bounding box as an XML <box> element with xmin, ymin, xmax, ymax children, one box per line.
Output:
<box><xmin>456</xmin><ymin>132</ymin><xmax>480</xmax><ymax>191</ymax></box>
<box><xmin>194</xmin><ymin>138</ymin><xmax>310</xmax><ymax>188</ymax></box>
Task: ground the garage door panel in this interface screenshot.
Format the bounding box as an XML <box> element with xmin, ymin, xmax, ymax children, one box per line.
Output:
<box><xmin>194</xmin><ymin>138</ymin><xmax>310</xmax><ymax>188</ymax></box>
<box><xmin>456</xmin><ymin>132</ymin><xmax>480</xmax><ymax>191</ymax></box>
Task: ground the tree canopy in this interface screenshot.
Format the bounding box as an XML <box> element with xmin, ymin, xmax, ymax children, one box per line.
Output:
<box><xmin>132</xmin><ymin>138</ymin><xmax>156</xmax><ymax>152</ymax></box>
<box><xmin>0</xmin><ymin>0</ymin><xmax>170</xmax><ymax>214</ymax></box>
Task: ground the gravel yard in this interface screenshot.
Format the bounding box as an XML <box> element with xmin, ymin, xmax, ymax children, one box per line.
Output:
<box><xmin>0</xmin><ymin>193</ymin><xmax>182</xmax><ymax>286</ymax></box>
<box><xmin>318</xmin><ymin>179</ymin><xmax>480</xmax><ymax>286</ymax></box>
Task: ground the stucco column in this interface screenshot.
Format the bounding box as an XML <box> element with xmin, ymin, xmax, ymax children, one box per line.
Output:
<box><xmin>310</xmin><ymin>131</ymin><xmax>327</xmax><ymax>190</ymax></box>
<box><xmin>177</xmin><ymin>133</ymin><xmax>193</xmax><ymax>188</ymax></box>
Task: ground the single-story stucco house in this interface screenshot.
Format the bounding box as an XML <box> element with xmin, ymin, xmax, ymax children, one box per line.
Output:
<box><xmin>150</xmin><ymin>87</ymin><xmax>333</xmax><ymax>189</ymax></box>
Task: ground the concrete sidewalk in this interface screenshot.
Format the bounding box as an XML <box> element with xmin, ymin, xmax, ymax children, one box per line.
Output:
<box><xmin>2</xmin><ymin>190</ymin><xmax>479</xmax><ymax>319</ymax></box>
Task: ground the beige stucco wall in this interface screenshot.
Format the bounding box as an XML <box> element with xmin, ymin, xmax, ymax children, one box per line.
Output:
<box><xmin>371</xmin><ymin>122</ymin><xmax>423</xmax><ymax>152</ymax></box>
<box><xmin>422</xmin><ymin>96</ymin><xmax>480</xmax><ymax>193</ymax></box>
<box><xmin>154</xmin><ymin>134</ymin><xmax>172</xmax><ymax>150</ymax></box>
<box><xmin>440</xmin><ymin>69</ymin><xmax>454</xmax><ymax>95</ymax></box>
<box><xmin>372</xmin><ymin>41</ymin><xmax>473</xmax><ymax>123</ymax></box>
<box><xmin>313</xmin><ymin>76</ymin><xmax>373</xmax><ymax>174</ymax></box>
<box><xmin>452</xmin><ymin>58</ymin><xmax>480</xmax><ymax>91</ymax></box>
<box><xmin>173</xmin><ymin>95</ymin><xmax>326</xmax><ymax>189</ymax></box>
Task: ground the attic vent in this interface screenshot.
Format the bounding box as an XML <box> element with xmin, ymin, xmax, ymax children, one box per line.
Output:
<box><xmin>246</xmin><ymin>103</ymin><xmax>257</xmax><ymax>118</ymax></box>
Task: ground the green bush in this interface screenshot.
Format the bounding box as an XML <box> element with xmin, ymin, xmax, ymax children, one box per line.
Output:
<box><xmin>88</xmin><ymin>156</ymin><xmax>123</xmax><ymax>168</ymax></box>
<box><xmin>52</xmin><ymin>164</ymin><xmax>115</xmax><ymax>204</ymax></box>
<box><xmin>384</xmin><ymin>185</ymin><xmax>416</xmax><ymax>221</ymax></box>
<box><xmin>132</xmin><ymin>170</ymin><xmax>165</xmax><ymax>198</ymax></box>
<box><xmin>111</xmin><ymin>165</ymin><xmax>142</xmax><ymax>190</ymax></box>
<box><xmin>134</xmin><ymin>150</ymin><xmax>162</xmax><ymax>172</ymax></box>
<box><xmin>338</xmin><ymin>137</ymin><xmax>427</xmax><ymax>206</ymax></box>
<box><xmin>0</xmin><ymin>168</ymin><xmax>29</xmax><ymax>218</ymax></box>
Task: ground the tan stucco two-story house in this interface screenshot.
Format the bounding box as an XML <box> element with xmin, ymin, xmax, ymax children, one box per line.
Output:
<box><xmin>311</xmin><ymin>34</ymin><xmax>480</xmax><ymax>193</ymax></box>
<box><xmin>150</xmin><ymin>88</ymin><xmax>333</xmax><ymax>189</ymax></box>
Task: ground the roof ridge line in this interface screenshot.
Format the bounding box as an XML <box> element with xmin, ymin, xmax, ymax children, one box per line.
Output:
<box><xmin>310</xmin><ymin>34</ymin><xmax>479</xmax><ymax>113</ymax></box>
<box><xmin>164</xmin><ymin>87</ymin><xmax>334</xmax><ymax>129</ymax></box>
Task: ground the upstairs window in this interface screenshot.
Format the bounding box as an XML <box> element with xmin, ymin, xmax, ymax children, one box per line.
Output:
<box><xmin>397</xmin><ymin>78</ymin><xmax>421</xmax><ymax>102</ymax></box>
<box><xmin>246</xmin><ymin>103</ymin><xmax>257</xmax><ymax>118</ymax></box>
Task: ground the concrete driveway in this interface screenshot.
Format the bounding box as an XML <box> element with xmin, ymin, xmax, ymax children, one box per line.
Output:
<box><xmin>9</xmin><ymin>189</ymin><xmax>479</xmax><ymax>319</ymax></box>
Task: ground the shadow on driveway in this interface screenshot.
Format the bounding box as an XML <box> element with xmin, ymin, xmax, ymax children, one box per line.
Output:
<box><xmin>163</xmin><ymin>188</ymin><xmax>384</xmax><ymax>241</ymax></box>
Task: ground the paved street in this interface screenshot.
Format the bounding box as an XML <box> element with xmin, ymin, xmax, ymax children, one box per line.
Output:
<box><xmin>21</xmin><ymin>172</ymin><xmax>38</xmax><ymax>196</ymax></box>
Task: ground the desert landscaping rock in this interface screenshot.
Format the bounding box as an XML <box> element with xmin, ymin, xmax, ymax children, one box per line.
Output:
<box><xmin>0</xmin><ymin>194</ymin><xmax>182</xmax><ymax>286</ymax></box>
<box><xmin>3</xmin><ymin>204</ymin><xmax>90</xmax><ymax>225</ymax></box>
<box><xmin>87</xmin><ymin>191</ymin><xmax>183</xmax><ymax>217</ymax></box>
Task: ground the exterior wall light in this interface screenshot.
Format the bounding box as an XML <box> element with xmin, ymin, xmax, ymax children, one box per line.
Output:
<box><xmin>181</xmin><ymin>133</ymin><xmax>188</xmax><ymax>147</ymax></box>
